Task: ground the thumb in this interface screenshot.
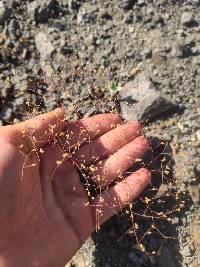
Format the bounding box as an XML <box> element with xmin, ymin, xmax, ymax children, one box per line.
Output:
<box><xmin>0</xmin><ymin>108</ymin><xmax>66</xmax><ymax>153</ymax></box>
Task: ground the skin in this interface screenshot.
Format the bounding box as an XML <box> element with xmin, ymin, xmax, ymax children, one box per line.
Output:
<box><xmin>0</xmin><ymin>108</ymin><xmax>150</xmax><ymax>267</ymax></box>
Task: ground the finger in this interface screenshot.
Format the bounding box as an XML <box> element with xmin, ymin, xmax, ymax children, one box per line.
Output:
<box><xmin>91</xmin><ymin>136</ymin><xmax>149</xmax><ymax>187</ymax></box>
<box><xmin>40</xmin><ymin>114</ymin><xmax>122</xmax><ymax>176</ymax></box>
<box><xmin>57</xmin><ymin>113</ymin><xmax>122</xmax><ymax>152</ymax></box>
<box><xmin>0</xmin><ymin>108</ymin><xmax>65</xmax><ymax>153</ymax></box>
<box><xmin>72</xmin><ymin>122</ymin><xmax>141</xmax><ymax>166</ymax></box>
<box><xmin>92</xmin><ymin>168</ymin><xmax>151</xmax><ymax>226</ymax></box>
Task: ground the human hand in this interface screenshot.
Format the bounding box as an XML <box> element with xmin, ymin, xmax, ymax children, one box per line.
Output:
<box><xmin>0</xmin><ymin>109</ymin><xmax>150</xmax><ymax>267</ymax></box>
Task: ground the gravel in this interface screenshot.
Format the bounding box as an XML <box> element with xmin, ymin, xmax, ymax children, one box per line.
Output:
<box><xmin>0</xmin><ymin>0</ymin><xmax>199</xmax><ymax>266</ymax></box>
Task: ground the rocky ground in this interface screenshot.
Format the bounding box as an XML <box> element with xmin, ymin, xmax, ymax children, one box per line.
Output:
<box><xmin>0</xmin><ymin>0</ymin><xmax>200</xmax><ymax>266</ymax></box>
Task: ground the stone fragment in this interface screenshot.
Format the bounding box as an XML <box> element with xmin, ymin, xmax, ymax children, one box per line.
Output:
<box><xmin>191</xmin><ymin>218</ymin><xmax>200</xmax><ymax>252</ymax></box>
<box><xmin>171</xmin><ymin>42</ymin><xmax>184</xmax><ymax>58</ymax></box>
<box><xmin>28</xmin><ymin>0</ymin><xmax>55</xmax><ymax>23</ymax></box>
<box><xmin>195</xmin><ymin>130</ymin><xmax>200</xmax><ymax>142</ymax></box>
<box><xmin>69</xmin><ymin>255</ymin><xmax>86</xmax><ymax>267</ymax></box>
<box><xmin>68</xmin><ymin>0</ymin><xmax>81</xmax><ymax>10</ymax></box>
<box><xmin>123</xmin><ymin>11</ymin><xmax>133</xmax><ymax>24</ymax></box>
<box><xmin>8</xmin><ymin>18</ymin><xmax>21</xmax><ymax>40</ymax></box>
<box><xmin>182</xmin><ymin>245</ymin><xmax>192</xmax><ymax>257</ymax></box>
<box><xmin>35</xmin><ymin>32</ymin><xmax>55</xmax><ymax>59</ymax></box>
<box><xmin>189</xmin><ymin>185</ymin><xmax>200</xmax><ymax>203</ymax></box>
<box><xmin>0</xmin><ymin>79</ymin><xmax>13</xmax><ymax>98</ymax></box>
<box><xmin>181</xmin><ymin>12</ymin><xmax>197</xmax><ymax>27</ymax></box>
<box><xmin>0</xmin><ymin>2</ymin><xmax>12</xmax><ymax>24</ymax></box>
<box><xmin>138</xmin><ymin>0</ymin><xmax>145</xmax><ymax>5</ymax></box>
<box><xmin>118</xmin><ymin>72</ymin><xmax>176</xmax><ymax>123</ymax></box>
<box><xmin>77</xmin><ymin>8</ymin><xmax>96</xmax><ymax>24</ymax></box>
<box><xmin>118</xmin><ymin>0</ymin><xmax>135</xmax><ymax>10</ymax></box>
<box><xmin>195</xmin><ymin>163</ymin><xmax>200</xmax><ymax>176</ymax></box>
<box><xmin>0</xmin><ymin>106</ymin><xmax>12</xmax><ymax>121</ymax></box>
<box><xmin>152</xmin><ymin>52</ymin><xmax>166</xmax><ymax>65</ymax></box>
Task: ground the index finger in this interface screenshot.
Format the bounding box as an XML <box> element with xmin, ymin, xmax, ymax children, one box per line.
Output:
<box><xmin>57</xmin><ymin>113</ymin><xmax>123</xmax><ymax>152</ymax></box>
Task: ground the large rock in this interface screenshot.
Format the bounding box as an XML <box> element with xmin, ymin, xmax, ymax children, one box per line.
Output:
<box><xmin>35</xmin><ymin>32</ymin><xmax>55</xmax><ymax>59</ymax></box>
<box><xmin>118</xmin><ymin>72</ymin><xmax>176</xmax><ymax>123</ymax></box>
<box><xmin>28</xmin><ymin>0</ymin><xmax>55</xmax><ymax>23</ymax></box>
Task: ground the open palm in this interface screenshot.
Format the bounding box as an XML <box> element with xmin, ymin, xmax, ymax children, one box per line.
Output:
<box><xmin>0</xmin><ymin>109</ymin><xmax>150</xmax><ymax>267</ymax></box>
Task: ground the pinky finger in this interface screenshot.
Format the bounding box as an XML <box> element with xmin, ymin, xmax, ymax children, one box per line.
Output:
<box><xmin>92</xmin><ymin>168</ymin><xmax>151</xmax><ymax>227</ymax></box>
